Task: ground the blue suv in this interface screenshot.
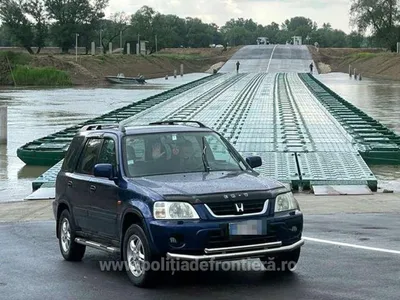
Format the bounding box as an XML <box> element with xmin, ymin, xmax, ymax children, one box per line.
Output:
<box><xmin>53</xmin><ymin>120</ymin><xmax>304</xmax><ymax>287</ymax></box>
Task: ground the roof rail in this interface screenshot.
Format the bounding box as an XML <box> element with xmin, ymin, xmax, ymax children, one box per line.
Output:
<box><xmin>79</xmin><ymin>123</ymin><xmax>119</xmax><ymax>132</ymax></box>
<box><xmin>149</xmin><ymin>120</ymin><xmax>208</xmax><ymax>128</ymax></box>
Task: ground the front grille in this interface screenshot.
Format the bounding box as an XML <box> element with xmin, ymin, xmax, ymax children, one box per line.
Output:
<box><xmin>205</xmin><ymin>199</ymin><xmax>267</xmax><ymax>216</ymax></box>
<box><xmin>207</xmin><ymin>229</ymin><xmax>278</xmax><ymax>248</ymax></box>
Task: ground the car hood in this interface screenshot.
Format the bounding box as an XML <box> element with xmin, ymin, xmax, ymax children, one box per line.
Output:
<box><xmin>128</xmin><ymin>171</ymin><xmax>285</xmax><ymax>199</ymax></box>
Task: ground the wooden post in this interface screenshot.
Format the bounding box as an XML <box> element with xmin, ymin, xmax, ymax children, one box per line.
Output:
<box><xmin>180</xmin><ymin>64</ymin><xmax>184</xmax><ymax>77</ymax></box>
<box><xmin>174</xmin><ymin>70</ymin><xmax>177</xmax><ymax>78</ymax></box>
<box><xmin>349</xmin><ymin>65</ymin><xmax>352</xmax><ymax>77</ymax></box>
<box><xmin>109</xmin><ymin>42</ymin><xmax>112</xmax><ymax>54</ymax></box>
<box><xmin>0</xmin><ymin>106</ymin><xmax>7</xmax><ymax>144</ymax></box>
<box><xmin>127</xmin><ymin>43</ymin><xmax>130</xmax><ymax>55</ymax></box>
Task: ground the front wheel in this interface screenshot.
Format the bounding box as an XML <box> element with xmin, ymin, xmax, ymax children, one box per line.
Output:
<box><xmin>58</xmin><ymin>210</ymin><xmax>86</xmax><ymax>261</ymax></box>
<box><xmin>123</xmin><ymin>224</ymin><xmax>159</xmax><ymax>287</ymax></box>
<box><xmin>260</xmin><ymin>248</ymin><xmax>301</xmax><ymax>273</ymax></box>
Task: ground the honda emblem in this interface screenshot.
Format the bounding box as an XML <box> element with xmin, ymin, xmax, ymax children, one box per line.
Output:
<box><xmin>235</xmin><ymin>203</ymin><xmax>244</xmax><ymax>213</ymax></box>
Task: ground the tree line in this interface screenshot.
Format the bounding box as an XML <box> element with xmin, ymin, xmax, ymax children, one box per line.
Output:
<box><xmin>0</xmin><ymin>1</ymin><xmax>390</xmax><ymax>55</ymax></box>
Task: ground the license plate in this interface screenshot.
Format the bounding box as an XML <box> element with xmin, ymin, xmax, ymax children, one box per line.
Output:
<box><xmin>229</xmin><ymin>220</ymin><xmax>266</xmax><ymax>236</ymax></box>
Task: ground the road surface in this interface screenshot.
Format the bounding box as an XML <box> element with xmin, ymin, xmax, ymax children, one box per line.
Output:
<box><xmin>0</xmin><ymin>214</ymin><xmax>399</xmax><ymax>299</ymax></box>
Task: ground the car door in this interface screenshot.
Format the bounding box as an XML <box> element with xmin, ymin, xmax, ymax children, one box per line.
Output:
<box><xmin>86</xmin><ymin>135</ymin><xmax>120</xmax><ymax>239</ymax></box>
<box><xmin>57</xmin><ymin>135</ymin><xmax>85</xmax><ymax>228</ymax></box>
<box><xmin>70</xmin><ymin>137</ymin><xmax>103</xmax><ymax>231</ymax></box>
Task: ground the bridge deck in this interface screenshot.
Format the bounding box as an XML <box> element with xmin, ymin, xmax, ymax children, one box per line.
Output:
<box><xmin>31</xmin><ymin>72</ymin><xmax>379</xmax><ymax>195</ymax></box>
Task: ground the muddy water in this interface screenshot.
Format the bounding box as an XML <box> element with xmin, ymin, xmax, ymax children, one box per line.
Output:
<box><xmin>0</xmin><ymin>73</ymin><xmax>211</xmax><ymax>202</ymax></box>
<box><xmin>317</xmin><ymin>73</ymin><xmax>400</xmax><ymax>191</ymax></box>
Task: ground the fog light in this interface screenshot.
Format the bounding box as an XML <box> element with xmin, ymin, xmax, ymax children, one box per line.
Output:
<box><xmin>169</xmin><ymin>234</ymin><xmax>185</xmax><ymax>248</ymax></box>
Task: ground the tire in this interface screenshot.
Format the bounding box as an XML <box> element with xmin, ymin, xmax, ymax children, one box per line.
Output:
<box><xmin>260</xmin><ymin>248</ymin><xmax>301</xmax><ymax>273</ymax></box>
<box><xmin>123</xmin><ymin>224</ymin><xmax>159</xmax><ymax>288</ymax></box>
<box><xmin>58</xmin><ymin>210</ymin><xmax>86</xmax><ymax>261</ymax></box>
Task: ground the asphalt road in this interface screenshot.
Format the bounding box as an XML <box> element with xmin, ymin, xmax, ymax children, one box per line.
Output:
<box><xmin>1</xmin><ymin>214</ymin><xmax>399</xmax><ymax>300</ymax></box>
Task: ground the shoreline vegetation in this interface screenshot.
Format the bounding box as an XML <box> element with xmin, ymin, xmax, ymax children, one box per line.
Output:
<box><xmin>0</xmin><ymin>47</ymin><xmax>240</xmax><ymax>87</ymax></box>
<box><xmin>0</xmin><ymin>51</ymin><xmax>72</xmax><ymax>86</ymax></box>
<box><xmin>3</xmin><ymin>46</ymin><xmax>400</xmax><ymax>87</ymax></box>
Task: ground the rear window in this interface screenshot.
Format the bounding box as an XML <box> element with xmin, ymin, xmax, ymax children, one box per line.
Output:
<box><xmin>61</xmin><ymin>136</ymin><xmax>84</xmax><ymax>172</ymax></box>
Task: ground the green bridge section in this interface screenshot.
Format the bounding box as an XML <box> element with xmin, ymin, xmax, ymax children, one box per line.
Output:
<box><xmin>17</xmin><ymin>74</ymin><xmax>222</xmax><ymax>166</ymax></box>
<box><xmin>299</xmin><ymin>73</ymin><xmax>400</xmax><ymax>165</ymax></box>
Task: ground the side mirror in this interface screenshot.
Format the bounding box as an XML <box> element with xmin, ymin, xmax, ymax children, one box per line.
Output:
<box><xmin>246</xmin><ymin>156</ymin><xmax>262</xmax><ymax>169</ymax></box>
<box><xmin>93</xmin><ymin>163</ymin><xmax>115</xmax><ymax>179</ymax></box>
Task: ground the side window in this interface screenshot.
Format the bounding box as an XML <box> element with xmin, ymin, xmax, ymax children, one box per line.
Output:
<box><xmin>62</xmin><ymin>136</ymin><xmax>84</xmax><ymax>172</ymax></box>
<box><xmin>98</xmin><ymin>138</ymin><xmax>117</xmax><ymax>167</ymax></box>
<box><xmin>76</xmin><ymin>138</ymin><xmax>103</xmax><ymax>175</ymax></box>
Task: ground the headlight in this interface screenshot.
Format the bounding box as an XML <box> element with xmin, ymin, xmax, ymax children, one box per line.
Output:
<box><xmin>274</xmin><ymin>192</ymin><xmax>300</xmax><ymax>212</ymax></box>
<box><xmin>153</xmin><ymin>201</ymin><xmax>200</xmax><ymax>220</ymax></box>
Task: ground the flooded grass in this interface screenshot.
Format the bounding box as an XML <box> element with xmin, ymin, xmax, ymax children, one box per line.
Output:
<box><xmin>12</xmin><ymin>66</ymin><xmax>72</xmax><ymax>86</ymax></box>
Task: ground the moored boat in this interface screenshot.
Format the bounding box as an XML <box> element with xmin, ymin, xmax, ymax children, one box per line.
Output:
<box><xmin>105</xmin><ymin>73</ymin><xmax>146</xmax><ymax>84</ymax></box>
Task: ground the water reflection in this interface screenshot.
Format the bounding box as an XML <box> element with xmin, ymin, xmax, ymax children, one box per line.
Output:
<box><xmin>318</xmin><ymin>73</ymin><xmax>400</xmax><ymax>187</ymax></box>
<box><xmin>317</xmin><ymin>73</ymin><xmax>400</xmax><ymax>134</ymax></box>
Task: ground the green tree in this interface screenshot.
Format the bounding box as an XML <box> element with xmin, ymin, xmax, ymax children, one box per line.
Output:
<box><xmin>0</xmin><ymin>0</ymin><xmax>47</xmax><ymax>54</ymax></box>
<box><xmin>350</xmin><ymin>0</ymin><xmax>398</xmax><ymax>50</ymax></box>
<box><xmin>151</xmin><ymin>13</ymin><xmax>186</xmax><ymax>50</ymax></box>
<box><xmin>221</xmin><ymin>18</ymin><xmax>257</xmax><ymax>46</ymax></box>
<box><xmin>0</xmin><ymin>25</ymin><xmax>14</xmax><ymax>46</ymax></box>
<box><xmin>185</xmin><ymin>17</ymin><xmax>214</xmax><ymax>47</ymax></box>
<box><xmin>100</xmin><ymin>12</ymin><xmax>130</xmax><ymax>53</ymax></box>
<box><xmin>265</xmin><ymin>22</ymin><xmax>281</xmax><ymax>43</ymax></box>
<box><xmin>282</xmin><ymin>17</ymin><xmax>316</xmax><ymax>41</ymax></box>
<box><xmin>129</xmin><ymin>6</ymin><xmax>156</xmax><ymax>47</ymax></box>
<box><xmin>347</xmin><ymin>31</ymin><xmax>365</xmax><ymax>47</ymax></box>
<box><xmin>45</xmin><ymin>0</ymin><xmax>109</xmax><ymax>53</ymax></box>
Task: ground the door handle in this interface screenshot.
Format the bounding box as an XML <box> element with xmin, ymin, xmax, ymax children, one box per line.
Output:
<box><xmin>90</xmin><ymin>185</ymin><xmax>97</xmax><ymax>192</ymax></box>
<box><xmin>67</xmin><ymin>181</ymin><xmax>73</xmax><ymax>187</ymax></box>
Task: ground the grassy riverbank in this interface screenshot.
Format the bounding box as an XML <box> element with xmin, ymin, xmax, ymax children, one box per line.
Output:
<box><xmin>0</xmin><ymin>52</ymin><xmax>72</xmax><ymax>86</ymax></box>
<box><xmin>308</xmin><ymin>46</ymin><xmax>400</xmax><ymax>80</ymax></box>
<box><xmin>0</xmin><ymin>47</ymin><xmax>240</xmax><ymax>87</ymax></box>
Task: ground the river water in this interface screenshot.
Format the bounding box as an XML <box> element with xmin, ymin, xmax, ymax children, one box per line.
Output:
<box><xmin>317</xmin><ymin>73</ymin><xmax>400</xmax><ymax>192</ymax></box>
<box><xmin>0</xmin><ymin>72</ymin><xmax>399</xmax><ymax>202</ymax></box>
<box><xmin>0</xmin><ymin>73</ymin><xmax>209</xmax><ymax>202</ymax></box>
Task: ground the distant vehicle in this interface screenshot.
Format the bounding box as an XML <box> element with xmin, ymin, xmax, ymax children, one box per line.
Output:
<box><xmin>53</xmin><ymin>120</ymin><xmax>304</xmax><ymax>287</ymax></box>
<box><xmin>257</xmin><ymin>37</ymin><xmax>270</xmax><ymax>45</ymax></box>
<box><xmin>215</xmin><ymin>44</ymin><xmax>224</xmax><ymax>48</ymax></box>
<box><xmin>105</xmin><ymin>73</ymin><xmax>146</xmax><ymax>84</ymax></box>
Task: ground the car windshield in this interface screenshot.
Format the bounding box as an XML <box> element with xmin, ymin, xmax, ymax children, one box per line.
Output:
<box><xmin>123</xmin><ymin>131</ymin><xmax>246</xmax><ymax>177</ymax></box>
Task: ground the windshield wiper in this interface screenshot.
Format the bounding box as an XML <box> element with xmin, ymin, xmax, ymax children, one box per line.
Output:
<box><xmin>201</xmin><ymin>136</ymin><xmax>211</xmax><ymax>173</ymax></box>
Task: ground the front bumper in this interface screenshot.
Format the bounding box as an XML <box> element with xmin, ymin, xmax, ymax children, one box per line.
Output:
<box><xmin>166</xmin><ymin>239</ymin><xmax>304</xmax><ymax>261</ymax></box>
<box><xmin>148</xmin><ymin>212</ymin><xmax>303</xmax><ymax>257</ymax></box>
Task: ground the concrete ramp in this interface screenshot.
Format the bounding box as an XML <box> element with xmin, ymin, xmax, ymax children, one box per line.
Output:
<box><xmin>219</xmin><ymin>45</ymin><xmax>316</xmax><ymax>73</ymax></box>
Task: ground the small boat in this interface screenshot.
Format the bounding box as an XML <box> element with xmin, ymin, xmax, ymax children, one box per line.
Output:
<box><xmin>105</xmin><ymin>73</ymin><xmax>146</xmax><ymax>84</ymax></box>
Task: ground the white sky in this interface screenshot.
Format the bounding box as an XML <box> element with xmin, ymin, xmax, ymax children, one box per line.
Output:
<box><xmin>106</xmin><ymin>0</ymin><xmax>354</xmax><ymax>33</ymax></box>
